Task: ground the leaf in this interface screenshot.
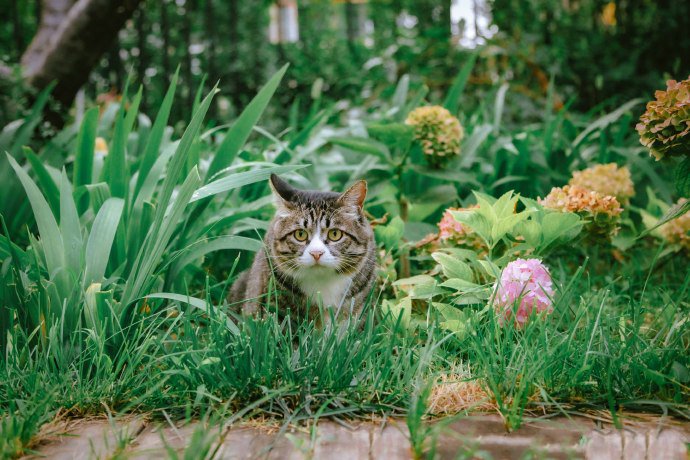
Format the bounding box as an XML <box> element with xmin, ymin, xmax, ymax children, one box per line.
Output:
<box><xmin>59</xmin><ymin>170</ymin><xmax>82</xmax><ymax>273</ymax></box>
<box><xmin>170</xmin><ymin>236</ymin><xmax>262</xmax><ymax>279</ymax></box>
<box><xmin>391</xmin><ymin>74</ymin><xmax>410</xmax><ymax>120</ymax></box>
<box><xmin>443</xmin><ymin>52</ymin><xmax>477</xmax><ymax>113</ymax></box>
<box><xmin>134</xmin><ymin>69</ymin><xmax>179</xmax><ymax>197</ymax></box>
<box><xmin>1</xmin><ymin>82</ymin><xmax>55</xmax><ymax>158</ymax></box>
<box><xmin>190</xmin><ymin>164</ymin><xmax>306</xmax><ymax>202</ymax></box>
<box><xmin>105</xmin><ymin>87</ymin><xmax>142</xmax><ymax>199</ymax></box>
<box><xmin>675</xmin><ymin>156</ymin><xmax>690</xmax><ymax>197</ymax></box>
<box><xmin>206</xmin><ymin>64</ymin><xmax>288</xmax><ymax>181</ymax></box>
<box><xmin>571</xmin><ymin>99</ymin><xmax>642</xmax><ymax>151</ymax></box>
<box><xmin>639</xmin><ymin>199</ymin><xmax>690</xmax><ymax>237</ymax></box>
<box><xmin>73</xmin><ymin>108</ymin><xmax>99</xmax><ymax>213</ymax></box>
<box><xmin>6</xmin><ymin>153</ymin><xmax>65</xmax><ymax>278</ymax></box>
<box><xmin>374</xmin><ymin>216</ymin><xmax>405</xmax><ymax>250</ymax></box>
<box><xmin>24</xmin><ymin>147</ymin><xmax>60</xmax><ymax>217</ymax></box>
<box><xmin>329</xmin><ymin>136</ymin><xmax>391</xmax><ymax>163</ymax></box>
<box><xmin>493</xmin><ymin>83</ymin><xmax>509</xmax><ymax>133</ymax></box>
<box><xmin>146</xmin><ymin>292</ymin><xmax>240</xmax><ymax>335</ymax></box>
<box><xmin>432</xmin><ymin>252</ymin><xmax>474</xmax><ymax>282</ymax></box>
<box><xmin>84</xmin><ymin>198</ymin><xmax>124</xmax><ymax>285</ymax></box>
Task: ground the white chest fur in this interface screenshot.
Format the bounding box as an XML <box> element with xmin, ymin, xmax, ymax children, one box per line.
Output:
<box><xmin>294</xmin><ymin>268</ymin><xmax>353</xmax><ymax>307</ymax></box>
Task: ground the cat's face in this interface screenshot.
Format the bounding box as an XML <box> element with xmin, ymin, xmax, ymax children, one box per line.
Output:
<box><xmin>267</xmin><ymin>175</ymin><xmax>373</xmax><ymax>278</ymax></box>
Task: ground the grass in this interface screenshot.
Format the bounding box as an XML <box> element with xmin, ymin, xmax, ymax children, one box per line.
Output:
<box><xmin>0</xmin><ymin>60</ymin><xmax>689</xmax><ymax>457</ymax></box>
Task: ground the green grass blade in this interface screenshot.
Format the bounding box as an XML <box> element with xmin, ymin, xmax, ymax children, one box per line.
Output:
<box><xmin>206</xmin><ymin>64</ymin><xmax>288</xmax><ymax>181</ymax></box>
<box><xmin>73</xmin><ymin>107</ymin><xmax>99</xmax><ymax>214</ymax></box>
<box><xmin>84</xmin><ymin>198</ymin><xmax>124</xmax><ymax>285</ymax></box>
<box><xmin>443</xmin><ymin>52</ymin><xmax>477</xmax><ymax>113</ymax></box>
<box><xmin>145</xmin><ymin>292</ymin><xmax>240</xmax><ymax>335</ymax></box>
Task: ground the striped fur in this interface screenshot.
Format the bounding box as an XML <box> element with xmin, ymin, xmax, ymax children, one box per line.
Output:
<box><xmin>229</xmin><ymin>175</ymin><xmax>377</xmax><ymax>323</ymax></box>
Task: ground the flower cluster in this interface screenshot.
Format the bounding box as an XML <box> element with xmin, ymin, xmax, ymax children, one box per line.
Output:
<box><xmin>405</xmin><ymin>106</ymin><xmax>463</xmax><ymax>167</ymax></box>
<box><xmin>636</xmin><ymin>76</ymin><xmax>690</xmax><ymax>160</ymax></box>
<box><xmin>539</xmin><ymin>185</ymin><xmax>622</xmax><ymax>240</ymax></box>
<box><xmin>493</xmin><ymin>258</ymin><xmax>554</xmax><ymax>326</ymax></box>
<box><xmin>437</xmin><ymin>207</ymin><xmax>487</xmax><ymax>252</ymax></box>
<box><xmin>659</xmin><ymin>199</ymin><xmax>690</xmax><ymax>251</ymax></box>
<box><xmin>568</xmin><ymin>163</ymin><xmax>634</xmax><ymax>204</ymax></box>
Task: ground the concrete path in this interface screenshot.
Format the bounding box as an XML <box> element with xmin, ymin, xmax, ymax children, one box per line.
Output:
<box><xmin>23</xmin><ymin>414</ymin><xmax>689</xmax><ymax>459</ymax></box>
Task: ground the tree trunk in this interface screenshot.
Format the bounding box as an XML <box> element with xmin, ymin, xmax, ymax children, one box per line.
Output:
<box><xmin>20</xmin><ymin>0</ymin><xmax>144</xmax><ymax>113</ymax></box>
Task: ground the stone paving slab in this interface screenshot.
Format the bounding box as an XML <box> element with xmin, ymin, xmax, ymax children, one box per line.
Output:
<box><xmin>23</xmin><ymin>414</ymin><xmax>690</xmax><ymax>459</ymax></box>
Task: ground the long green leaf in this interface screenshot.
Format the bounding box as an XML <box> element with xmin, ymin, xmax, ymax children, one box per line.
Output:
<box><xmin>123</xmin><ymin>167</ymin><xmax>202</xmax><ymax>306</ymax></box>
<box><xmin>190</xmin><ymin>164</ymin><xmax>307</xmax><ymax>202</ymax></box>
<box><xmin>59</xmin><ymin>170</ymin><xmax>82</xmax><ymax>273</ymax></box>
<box><xmin>84</xmin><ymin>198</ymin><xmax>124</xmax><ymax>285</ymax></box>
<box><xmin>206</xmin><ymin>64</ymin><xmax>288</xmax><ymax>181</ymax></box>
<box><xmin>134</xmin><ymin>70</ymin><xmax>179</xmax><ymax>197</ymax></box>
<box><xmin>74</xmin><ymin>107</ymin><xmax>99</xmax><ymax>213</ymax></box>
<box><xmin>106</xmin><ymin>86</ymin><xmax>143</xmax><ymax>199</ymax></box>
<box><xmin>6</xmin><ymin>153</ymin><xmax>65</xmax><ymax>278</ymax></box>
<box><xmin>170</xmin><ymin>235</ymin><xmax>262</xmax><ymax>279</ymax></box>
<box><xmin>443</xmin><ymin>52</ymin><xmax>477</xmax><ymax>113</ymax></box>
<box><xmin>24</xmin><ymin>147</ymin><xmax>60</xmax><ymax>217</ymax></box>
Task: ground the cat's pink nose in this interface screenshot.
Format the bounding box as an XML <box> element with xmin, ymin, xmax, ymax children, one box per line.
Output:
<box><xmin>309</xmin><ymin>250</ymin><xmax>324</xmax><ymax>261</ymax></box>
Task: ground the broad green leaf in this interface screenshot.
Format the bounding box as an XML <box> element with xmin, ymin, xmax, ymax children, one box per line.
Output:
<box><xmin>59</xmin><ymin>170</ymin><xmax>82</xmax><ymax>273</ymax></box>
<box><xmin>432</xmin><ymin>252</ymin><xmax>474</xmax><ymax>282</ymax></box>
<box><xmin>6</xmin><ymin>153</ymin><xmax>65</xmax><ymax>278</ymax></box>
<box><xmin>374</xmin><ymin>216</ymin><xmax>405</xmax><ymax>250</ymax></box>
<box><xmin>84</xmin><ymin>198</ymin><xmax>124</xmax><ymax>285</ymax></box>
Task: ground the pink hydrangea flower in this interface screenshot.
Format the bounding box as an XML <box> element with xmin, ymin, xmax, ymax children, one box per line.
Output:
<box><xmin>492</xmin><ymin>258</ymin><xmax>555</xmax><ymax>326</ymax></box>
<box><xmin>438</xmin><ymin>208</ymin><xmax>466</xmax><ymax>240</ymax></box>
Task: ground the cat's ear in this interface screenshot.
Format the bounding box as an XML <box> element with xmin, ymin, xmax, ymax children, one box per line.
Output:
<box><xmin>269</xmin><ymin>174</ymin><xmax>297</xmax><ymax>208</ymax></box>
<box><xmin>338</xmin><ymin>180</ymin><xmax>367</xmax><ymax>209</ymax></box>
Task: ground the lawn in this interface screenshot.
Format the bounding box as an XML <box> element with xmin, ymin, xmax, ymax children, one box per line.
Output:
<box><xmin>1</xmin><ymin>61</ymin><xmax>689</xmax><ymax>459</ymax></box>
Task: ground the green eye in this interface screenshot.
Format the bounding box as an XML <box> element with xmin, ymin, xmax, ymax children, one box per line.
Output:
<box><xmin>327</xmin><ymin>229</ymin><xmax>343</xmax><ymax>241</ymax></box>
<box><xmin>294</xmin><ymin>229</ymin><xmax>309</xmax><ymax>241</ymax></box>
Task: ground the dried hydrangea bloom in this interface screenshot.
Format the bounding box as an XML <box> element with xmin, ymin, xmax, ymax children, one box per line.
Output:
<box><xmin>405</xmin><ymin>106</ymin><xmax>464</xmax><ymax>168</ymax></box>
<box><xmin>659</xmin><ymin>199</ymin><xmax>690</xmax><ymax>251</ymax></box>
<box><xmin>539</xmin><ymin>185</ymin><xmax>622</xmax><ymax>240</ymax></box>
<box><xmin>636</xmin><ymin>76</ymin><xmax>690</xmax><ymax>160</ymax></box>
<box><xmin>437</xmin><ymin>206</ymin><xmax>487</xmax><ymax>253</ymax></box>
<box><xmin>493</xmin><ymin>258</ymin><xmax>555</xmax><ymax>326</ymax></box>
<box><xmin>569</xmin><ymin>163</ymin><xmax>634</xmax><ymax>204</ymax></box>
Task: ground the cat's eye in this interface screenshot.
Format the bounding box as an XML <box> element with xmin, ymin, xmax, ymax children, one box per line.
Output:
<box><xmin>293</xmin><ymin>229</ymin><xmax>309</xmax><ymax>241</ymax></box>
<box><xmin>327</xmin><ymin>229</ymin><xmax>343</xmax><ymax>241</ymax></box>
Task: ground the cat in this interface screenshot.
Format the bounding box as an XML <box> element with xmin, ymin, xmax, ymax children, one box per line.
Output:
<box><xmin>229</xmin><ymin>174</ymin><xmax>377</xmax><ymax>323</ymax></box>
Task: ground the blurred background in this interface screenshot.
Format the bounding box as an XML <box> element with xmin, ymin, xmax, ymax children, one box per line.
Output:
<box><xmin>1</xmin><ymin>0</ymin><xmax>689</xmax><ymax>129</ymax></box>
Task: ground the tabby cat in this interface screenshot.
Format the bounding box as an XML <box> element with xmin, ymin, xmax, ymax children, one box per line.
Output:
<box><xmin>229</xmin><ymin>174</ymin><xmax>377</xmax><ymax>322</ymax></box>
